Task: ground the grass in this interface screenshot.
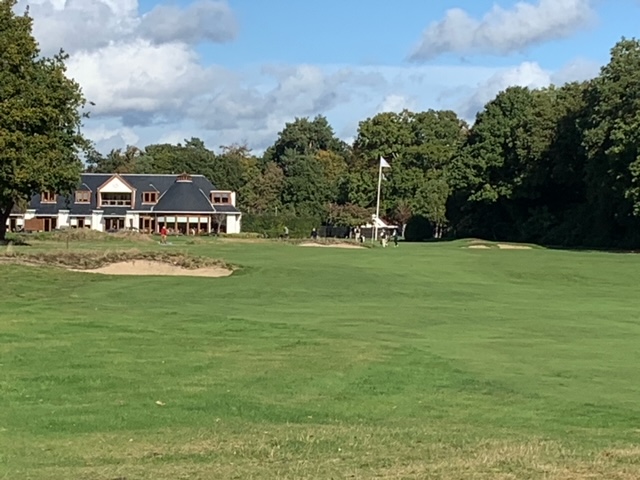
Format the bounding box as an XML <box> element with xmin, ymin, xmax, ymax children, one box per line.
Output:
<box><xmin>2</xmin><ymin>236</ymin><xmax>640</xmax><ymax>478</ymax></box>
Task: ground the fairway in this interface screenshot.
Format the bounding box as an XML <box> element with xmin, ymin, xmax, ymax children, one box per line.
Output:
<box><xmin>2</xmin><ymin>238</ymin><xmax>640</xmax><ymax>479</ymax></box>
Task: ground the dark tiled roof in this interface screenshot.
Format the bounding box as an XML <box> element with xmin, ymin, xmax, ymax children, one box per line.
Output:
<box><xmin>213</xmin><ymin>204</ymin><xmax>241</xmax><ymax>214</ymax></box>
<box><xmin>153</xmin><ymin>180</ymin><xmax>215</xmax><ymax>213</ymax></box>
<box><xmin>27</xmin><ymin>173</ymin><xmax>236</xmax><ymax>215</ymax></box>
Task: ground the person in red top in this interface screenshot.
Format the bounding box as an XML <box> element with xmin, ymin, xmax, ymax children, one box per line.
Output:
<box><xmin>160</xmin><ymin>225</ymin><xmax>168</xmax><ymax>244</ymax></box>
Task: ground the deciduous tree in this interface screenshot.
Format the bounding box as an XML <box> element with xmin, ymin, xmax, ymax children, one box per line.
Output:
<box><xmin>0</xmin><ymin>1</ymin><xmax>88</xmax><ymax>241</ymax></box>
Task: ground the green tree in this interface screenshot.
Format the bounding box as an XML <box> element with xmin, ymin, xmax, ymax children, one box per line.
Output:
<box><xmin>143</xmin><ymin>138</ymin><xmax>216</xmax><ymax>178</ymax></box>
<box><xmin>264</xmin><ymin>115</ymin><xmax>347</xmax><ymax>164</ymax></box>
<box><xmin>0</xmin><ymin>1</ymin><xmax>88</xmax><ymax>241</ymax></box>
<box><xmin>582</xmin><ymin>38</ymin><xmax>640</xmax><ymax>245</ymax></box>
<box><xmin>86</xmin><ymin>146</ymin><xmax>147</xmax><ymax>173</ymax></box>
<box><xmin>354</xmin><ymin>109</ymin><xmax>466</xmax><ymax>233</ymax></box>
<box><xmin>243</xmin><ymin>162</ymin><xmax>285</xmax><ymax>215</ymax></box>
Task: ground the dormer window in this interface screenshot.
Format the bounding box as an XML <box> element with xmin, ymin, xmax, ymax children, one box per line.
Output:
<box><xmin>177</xmin><ymin>173</ymin><xmax>192</xmax><ymax>182</ymax></box>
<box><xmin>143</xmin><ymin>191</ymin><xmax>158</xmax><ymax>204</ymax></box>
<box><xmin>75</xmin><ymin>191</ymin><xmax>91</xmax><ymax>203</ymax></box>
<box><xmin>41</xmin><ymin>191</ymin><xmax>56</xmax><ymax>203</ymax></box>
<box><xmin>211</xmin><ymin>192</ymin><xmax>230</xmax><ymax>204</ymax></box>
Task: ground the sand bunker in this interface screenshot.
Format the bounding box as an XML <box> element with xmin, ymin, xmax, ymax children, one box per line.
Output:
<box><xmin>468</xmin><ymin>245</ymin><xmax>491</xmax><ymax>249</ymax></box>
<box><xmin>76</xmin><ymin>260</ymin><xmax>233</xmax><ymax>277</ymax></box>
<box><xmin>299</xmin><ymin>242</ymin><xmax>364</xmax><ymax>249</ymax></box>
<box><xmin>497</xmin><ymin>244</ymin><xmax>532</xmax><ymax>250</ymax></box>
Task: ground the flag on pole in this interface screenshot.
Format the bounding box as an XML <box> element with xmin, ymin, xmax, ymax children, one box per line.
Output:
<box><xmin>380</xmin><ymin>156</ymin><xmax>391</xmax><ymax>168</ymax></box>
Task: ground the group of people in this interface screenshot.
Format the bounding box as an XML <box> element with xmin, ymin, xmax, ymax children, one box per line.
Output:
<box><xmin>304</xmin><ymin>225</ymin><xmax>399</xmax><ymax>247</ymax></box>
<box><xmin>379</xmin><ymin>229</ymin><xmax>399</xmax><ymax>248</ymax></box>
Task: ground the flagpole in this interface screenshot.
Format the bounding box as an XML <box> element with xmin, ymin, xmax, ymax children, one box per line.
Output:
<box><xmin>374</xmin><ymin>159</ymin><xmax>383</xmax><ymax>242</ymax></box>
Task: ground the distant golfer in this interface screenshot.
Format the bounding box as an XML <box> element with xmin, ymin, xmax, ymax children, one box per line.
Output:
<box><xmin>311</xmin><ymin>228</ymin><xmax>318</xmax><ymax>240</ymax></box>
<box><xmin>283</xmin><ymin>226</ymin><xmax>289</xmax><ymax>239</ymax></box>
<box><xmin>160</xmin><ymin>225</ymin><xmax>168</xmax><ymax>244</ymax></box>
<box><xmin>392</xmin><ymin>229</ymin><xmax>399</xmax><ymax>247</ymax></box>
<box><xmin>380</xmin><ymin>230</ymin><xmax>388</xmax><ymax>248</ymax></box>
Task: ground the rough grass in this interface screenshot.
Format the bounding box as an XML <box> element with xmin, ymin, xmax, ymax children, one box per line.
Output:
<box><xmin>2</xmin><ymin>237</ymin><xmax>640</xmax><ymax>478</ymax></box>
<box><xmin>0</xmin><ymin>248</ymin><xmax>232</xmax><ymax>270</ymax></box>
<box><xmin>18</xmin><ymin>229</ymin><xmax>155</xmax><ymax>243</ymax></box>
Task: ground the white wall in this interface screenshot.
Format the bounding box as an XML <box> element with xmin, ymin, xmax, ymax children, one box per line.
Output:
<box><xmin>57</xmin><ymin>210</ymin><xmax>70</xmax><ymax>229</ymax></box>
<box><xmin>226</xmin><ymin>214</ymin><xmax>242</xmax><ymax>234</ymax></box>
<box><xmin>91</xmin><ymin>210</ymin><xmax>104</xmax><ymax>232</ymax></box>
<box><xmin>125</xmin><ymin>212</ymin><xmax>139</xmax><ymax>230</ymax></box>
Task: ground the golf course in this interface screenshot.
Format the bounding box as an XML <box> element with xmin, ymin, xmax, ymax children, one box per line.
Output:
<box><xmin>1</xmin><ymin>236</ymin><xmax>640</xmax><ymax>479</ymax></box>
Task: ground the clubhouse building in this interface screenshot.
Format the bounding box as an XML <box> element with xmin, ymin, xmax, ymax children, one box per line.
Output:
<box><xmin>7</xmin><ymin>173</ymin><xmax>242</xmax><ymax>235</ymax></box>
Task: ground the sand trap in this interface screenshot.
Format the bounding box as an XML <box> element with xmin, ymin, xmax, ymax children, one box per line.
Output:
<box><xmin>468</xmin><ymin>245</ymin><xmax>491</xmax><ymax>249</ymax></box>
<box><xmin>497</xmin><ymin>244</ymin><xmax>532</xmax><ymax>250</ymax></box>
<box><xmin>75</xmin><ymin>260</ymin><xmax>233</xmax><ymax>277</ymax></box>
<box><xmin>299</xmin><ymin>242</ymin><xmax>364</xmax><ymax>249</ymax></box>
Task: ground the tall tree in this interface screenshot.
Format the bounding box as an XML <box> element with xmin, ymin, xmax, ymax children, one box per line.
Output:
<box><xmin>243</xmin><ymin>162</ymin><xmax>285</xmax><ymax>214</ymax></box>
<box><xmin>264</xmin><ymin>115</ymin><xmax>347</xmax><ymax>165</ymax></box>
<box><xmin>582</xmin><ymin>38</ymin><xmax>640</xmax><ymax>245</ymax></box>
<box><xmin>143</xmin><ymin>138</ymin><xmax>216</xmax><ymax>178</ymax></box>
<box><xmin>0</xmin><ymin>1</ymin><xmax>88</xmax><ymax>241</ymax></box>
<box><xmin>353</xmin><ymin>109</ymin><xmax>466</xmax><ymax>234</ymax></box>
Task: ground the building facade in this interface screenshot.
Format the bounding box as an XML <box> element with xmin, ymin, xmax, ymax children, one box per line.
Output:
<box><xmin>8</xmin><ymin>173</ymin><xmax>242</xmax><ymax>234</ymax></box>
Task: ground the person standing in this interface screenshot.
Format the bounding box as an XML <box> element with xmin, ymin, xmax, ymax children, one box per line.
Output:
<box><xmin>283</xmin><ymin>226</ymin><xmax>289</xmax><ymax>240</ymax></box>
<box><xmin>311</xmin><ymin>227</ymin><xmax>318</xmax><ymax>240</ymax></box>
<box><xmin>380</xmin><ymin>229</ymin><xmax>388</xmax><ymax>248</ymax></box>
<box><xmin>160</xmin><ymin>225</ymin><xmax>168</xmax><ymax>244</ymax></box>
<box><xmin>392</xmin><ymin>228</ymin><xmax>399</xmax><ymax>247</ymax></box>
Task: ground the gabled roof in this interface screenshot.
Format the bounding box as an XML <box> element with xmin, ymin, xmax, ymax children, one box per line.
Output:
<box><xmin>96</xmin><ymin>173</ymin><xmax>135</xmax><ymax>192</ymax></box>
<box><xmin>25</xmin><ymin>173</ymin><xmax>242</xmax><ymax>215</ymax></box>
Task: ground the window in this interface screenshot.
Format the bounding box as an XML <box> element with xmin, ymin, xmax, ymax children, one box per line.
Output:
<box><xmin>211</xmin><ymin>192</ymin><xmax>230</xmax><ymax>204</ymax></box>
<box><xmin>100</xmin><ymin>193</ymin><xmax>132</xmax><ymax>206</ymax></box>
<box><xmin>41</xmin><ymin>191</ymin><xmax>56</xmax><ymax>203</ymax></box>
<box><xmin>75</xmin><ymin>191</ymin><xmax>91</xmax><ymax>203</ymax></box>
<box><xmin>143</xmin><ymin>191</ymin><xmax>158</xmax><ymax>204</ymax></box>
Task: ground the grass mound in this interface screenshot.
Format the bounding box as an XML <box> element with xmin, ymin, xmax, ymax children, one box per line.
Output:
<box><xmin>0</xmin><ymin>248</ymin><xmax>233</xmax><ymax>271</ymax></box>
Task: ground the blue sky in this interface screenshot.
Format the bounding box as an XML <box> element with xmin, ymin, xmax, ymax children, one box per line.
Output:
<box><xmin>17</xmin><ymin>0</ymin><xmax>640</xmax><ymax>153</ymax></box>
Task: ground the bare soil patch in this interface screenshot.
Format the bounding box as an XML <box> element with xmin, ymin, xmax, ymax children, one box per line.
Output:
<box><xmin>497</xmin><ymin>243</ymin><xmax>533</xmax><ymax>250</ymax></box>
<box><xmin>299</xmin><ymin>242</ymin><xmax>364</xmax><ymax>249</ymax></box>
<box><xmin>76</xmin><ymin>260</ymin><xmax>232</xmax><ymax>277</ymax></box>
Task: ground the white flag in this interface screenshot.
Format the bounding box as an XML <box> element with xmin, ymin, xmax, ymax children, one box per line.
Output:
<box><xmin>380</xmin><ymin>156</ymin><xmax>391</xmax><ymax>168</ymax></box>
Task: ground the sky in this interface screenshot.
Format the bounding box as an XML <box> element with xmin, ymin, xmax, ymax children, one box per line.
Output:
<box><xmin>14</xmin><ymin>0</ymin><xmax>640</xmax><ymax>154</ymax></box>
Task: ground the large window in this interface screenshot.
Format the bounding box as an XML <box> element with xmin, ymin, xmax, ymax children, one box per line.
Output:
<box><xmin>211</xmin><ymin>192</ymin><xmax>230</xmax><ymax>204</ymax></box>
<box><xmin>41</xmin><ymin>191</ymin><xmax>56</xmax><ymax>203</ymax></box>
<box><xmin>143</xmin><ymin>191</ymin><xmax>158</xmax><ymax>204</ymax></box>
<box><xmin>75</xmin><ymin>191</ymin><xmax>91</xmax><ymax>203</ymax></box>
<box><xmin>101</xmin><ymin>193</ymin><xmax>131</xmax><ymax>206</ymax></box>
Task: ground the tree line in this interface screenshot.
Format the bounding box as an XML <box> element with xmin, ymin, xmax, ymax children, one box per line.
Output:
<box><xmin>2</xmin><ymin>0</ymin><xmax>640</xmax><ymax>246</ymax></box>
<box><xmin>86</xmin><ymin>39</ymin><xmax>640</xmax><ymax>247</ymax></box>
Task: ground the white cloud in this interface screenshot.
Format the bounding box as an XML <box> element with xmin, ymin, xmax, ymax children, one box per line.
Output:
<box><xmin>83</xmin><ymin>124</ymin><xmax>140</xmax><ymax>152</ymax></box>
<box><xmin>457</xmin><ymin>62</ymin><xmax>552</xmax><ymax>120</ymax></box>
<box><xmin>15</xmin><ymin>0</ymin><xmax>237</xmax><ymax>55</ymax></box>
<box><xmin>410</xmin><ymin>0</ymin><xmax>595</xmax><ymax>61</ymax></box>
<box><xmin>377</xmin><ymin>94</ymin><xmax>416</xmax><ymax>113</ymax></box>
<box><xmin>15</xmin><ymin>0</ymin><xmax>605</xmax><ymax>154</ymax></box>
<box><xmin>550</xmin><ymin>57</ymin><xmax>600</xmax><ymax>84</ymax></box>
<box><xmin>139</xmin><ymin>0</ymin><xmax>237</xmax><ymax>45</ymax></box>
<box><xmin>67</xmin><ymin>40</ymin><xmax>228</xmax><ymax>120</ymax></box>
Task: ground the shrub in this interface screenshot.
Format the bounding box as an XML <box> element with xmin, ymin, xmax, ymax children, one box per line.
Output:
<box><xmin>404</xmin><ymin>216</ymin><xmax>434</xmax><ymax>242</ymax></box>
